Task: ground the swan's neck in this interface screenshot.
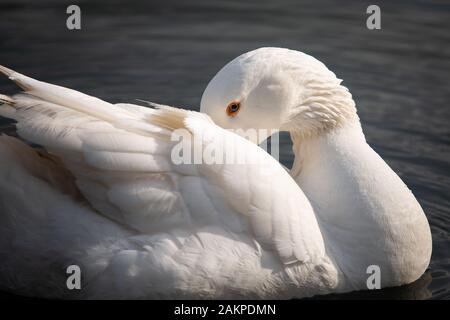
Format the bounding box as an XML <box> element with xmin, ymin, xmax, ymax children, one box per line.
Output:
<box><xmin>290</xmin><ymin>120</ymin><xmax>366</xmax><ymax>180</ymax></box>
<box><xmin>289</xmin><ymin>122</ymin><xmax>431</xmax><ymax>290</ymax></box>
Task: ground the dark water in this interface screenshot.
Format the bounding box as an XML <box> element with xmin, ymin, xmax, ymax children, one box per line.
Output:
<box><xmin>0</xmin><ymin>0</ymin><xmax>449</xmax><ymax>299</ymax></box>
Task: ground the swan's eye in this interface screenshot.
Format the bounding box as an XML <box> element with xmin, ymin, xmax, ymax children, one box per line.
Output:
<box><xmin>226</xmin><ymin>101</ymin><xmax>241</xmax><ymax>117</ymax></box>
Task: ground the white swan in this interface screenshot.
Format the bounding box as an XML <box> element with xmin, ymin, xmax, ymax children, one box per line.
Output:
<box><xmin>0</xmin><ymin>47</ymin><xmax>431</xmax><ymax>299</ymax></box>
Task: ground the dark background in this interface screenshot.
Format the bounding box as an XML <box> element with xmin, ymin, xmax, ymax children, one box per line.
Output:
<box><xmin>0</xmin><ymin>0</ymin><xmax>449</xmax><ymax>299</ymax></box>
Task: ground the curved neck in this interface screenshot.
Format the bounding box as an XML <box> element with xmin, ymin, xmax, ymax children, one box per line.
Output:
<box><xmin>288</xmin><ymin>122</ymin><xmax>431</xmax><ymax>290</ymax></box>
<box><xmin>289</xmin><ymin>121</ymin><xmax>365</xmax><ymax>180</ymax></box>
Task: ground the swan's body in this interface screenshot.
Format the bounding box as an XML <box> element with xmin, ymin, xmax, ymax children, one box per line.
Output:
<box><xmin>0</xmin><ymin>48</ymin><xmax>431</xmax><ymax>299</ymax></box>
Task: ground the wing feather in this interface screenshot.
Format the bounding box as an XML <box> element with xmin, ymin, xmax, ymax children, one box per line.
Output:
<box><xmin>0</xmin><ymin>65</ymin><xmax>325</xmax><ymax>265</ymax></box>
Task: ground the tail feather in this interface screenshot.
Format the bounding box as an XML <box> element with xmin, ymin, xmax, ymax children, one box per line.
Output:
<box><xmin>0</xmin><ymin>64</ymin><xmax>142</xmax><ymax>124</ymax></box>
<box><xmin>0</xmin><ymin>94</ymin><xmax>14</xmax><ymax>105</ymax></box>
<box><xmin>0</xmin><ymin>65</ymin><xmax>31</xmax><ymax>91</ymax></box>
<box><xmin>0</xmin><ymin>65</ymin><xmax>15</xmax><ymax>77</ymax></box>
<box><xmin>0</xmin><ymin>65</ymin><xmax>18</xmax><ymax>106</ymax></box>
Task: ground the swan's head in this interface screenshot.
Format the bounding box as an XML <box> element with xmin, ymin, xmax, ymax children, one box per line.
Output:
<box><xmin>200</xmin><ymin>47</ymin><xmax>358</xmax><ymax>143</ymax></box>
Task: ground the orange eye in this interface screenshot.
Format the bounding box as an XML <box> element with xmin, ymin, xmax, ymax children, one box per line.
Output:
<box><xmin>226</xmin><ymin>101</ymin><xmax>241</xmax><ymax>117</ymax></box>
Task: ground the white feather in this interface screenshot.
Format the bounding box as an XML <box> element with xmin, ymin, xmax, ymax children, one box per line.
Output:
<box><xmin>0</xmin><ymin>48</ymin><xmax>431</xmax><ymax>299</ymax></box>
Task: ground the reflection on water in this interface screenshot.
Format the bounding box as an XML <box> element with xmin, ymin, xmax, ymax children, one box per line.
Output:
<box><xmin>311</xmin><ymin>271</ymin><xmax>433</xmax><ymax>300</ymax></box>
<box><xmin>0</xmin><ymin>0</ymin><xmax>449</xmax><ymax>299</ymax></box>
